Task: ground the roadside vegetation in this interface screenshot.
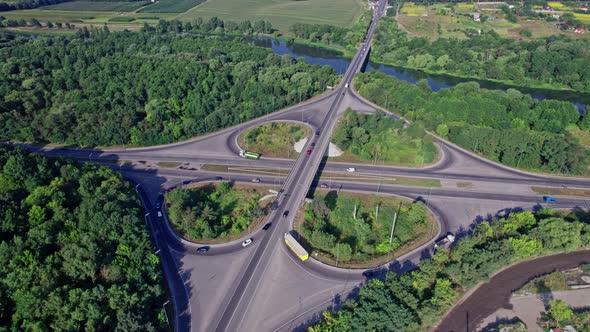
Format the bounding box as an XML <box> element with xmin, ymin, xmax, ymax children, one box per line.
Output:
<box><xmin>514</xmin><ymin>263</ymin><xmax>590</xmax><ymax>295</ymax></box>
<box><xmin>332</xmin><ymin>110</ymin><xmax>438</xmax><ymax>167</ymax></box>
<box><xmin>541</xmin><ymin>299</ymin><xmax>590</xmax><ymax>331</ymax></box>
<box><xmin>373</xmin><ymin>16</ymin><xmax>590</xmax><ymax>92</ymax></box>
<box><xmin>238</xmin><ymin>122</ymin><xmax>310</xmax><ymax>159</ymax></box>
<box><xmin>0</xmin><ymin>146</ymin><xmax>166</xmax><ymax>330</ymax></box>
<box><xmin>310</xmin><ymin>208</ymin><xmax>590</xmax><ymax>331</ymax></box>
<box><xmin>355</xmin><ymin>71</ymin><xmax>590</xmax><ymax>175</ymax></box>
<box><xmin>165</xmin><ymin>183</ymin><xmax>271</xmax><ymax>242</ymax></box>
<box><xmin>0</xmin><ymin>28</ymin><xmax>336</xmax><ymax>147</ymax></box>
<box><xmin>298</xmin><ymin>192</ymin><xmax>435</xmax><ymax>267</ymax></box>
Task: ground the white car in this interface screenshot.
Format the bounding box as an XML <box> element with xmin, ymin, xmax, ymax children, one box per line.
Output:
<box><xmin>157</xmin><ymin>211</ymin><xmax>162</xmax><ymax>218</ymax></box>
<box><xmin>320</xmin><ymin>183</ymin><xmax>328</xmax><ymax>189</ymax></box>
<box><xmin>242</xmin><ymin>238</ymin><xmax>253</xmax><ymax>247</ymax></box>
<box><xmin>252</xmin><ymin>178</ymin><xmax>260</xmax><ymax>183</ymax></box>
<box><xmin>346</xmin><ymin>167</ymin><xmax>356</xmax><ymax>173</ymax></box>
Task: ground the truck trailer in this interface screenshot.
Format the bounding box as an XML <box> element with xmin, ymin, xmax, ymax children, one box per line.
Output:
<box><xmin>284</xmin><ymin>233</ymin><xmax>309</xmax><ymax>261</ymax></box>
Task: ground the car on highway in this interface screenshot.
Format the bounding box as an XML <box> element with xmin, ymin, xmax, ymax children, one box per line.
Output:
<box><xmin>283</xmin><ymin>210</ymin><xmax>289</xmax><ymax>217</ymax></box>
<box><xmin>214</xmin><ymin>176</ymin><xmax>222</xmax><ymax>180</ymax></box>
<box><xmin>306</xmin><ymin>149</ymin><xmax>311</xmax><ymax>155</ymax></box>
<box><xmin>311</xmin><ymin>142</ymin><xmax>316</xmax><ymax>148</ymax></box>
<box><xmin>157</xmin><ymin>211</ymin><xmax>162</xmax><ymax>218</ymax></box>
<box><xmin>315</xmin><ymin>131</ymin><xmax>320</xmax><ymax>136</ymax></box>
<box><xmin>242</xmin><ymin>238</ymin><xmax>253</xmax><ymax>247</ymax></box>
<box><xmin>320</xmin><ymin>183</ymin><xmax>328</xmax><ymax>189</ymax></box>
<box><xmin>252</xmin><ymin>178</ymin><xmax>260</xmax><ymax>183</ymax></box>
<box><xmin>262</xmin><ymin>223</ymin><xmax>272</xmax><ymax>231</ymax></box>
<box><xmin>346</xmin><ymin>167</ymin><xmax>356</xmax><ymax>172</ymax></box>
<box><xmin>155</xmin><ymin>201</ymin><xmax>161</xmax><ymax>209</ymax></box>
<box><xmin>182</xmin><ymin>180</ymin><xmax>191</xmax><ymax>185</ymax></box>
<box><xmin>543</xmin><ymin>196</ymin><xmax>556</xmax><ymax>203</ymax></box>
<box><xmin>196</xmin><ymin>246</ymin><xmax>209</xmax><ymax>253</ymax></box>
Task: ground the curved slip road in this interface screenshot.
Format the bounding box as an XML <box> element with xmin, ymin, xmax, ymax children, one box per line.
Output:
<box><xmin>436</xmin><ymin>250</ymin><xmax>590</xmax><ymax>332</ymax></box>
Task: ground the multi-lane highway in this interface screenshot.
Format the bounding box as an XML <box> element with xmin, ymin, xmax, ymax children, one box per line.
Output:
<box><xmin>15</xmin><ymin>0</ymin><xmax>590</xmax><ymax>330</ymax></box>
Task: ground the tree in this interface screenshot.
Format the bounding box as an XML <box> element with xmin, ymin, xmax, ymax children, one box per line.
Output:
<box><xmin>548</xmin><ymin>299</ymin><xmax>574</xmax><ymax>327</ymax></box>
<box><xmin>435</xmin><ymin>123</ymin><xmax>449</xmax><ymax>137</ymax></box>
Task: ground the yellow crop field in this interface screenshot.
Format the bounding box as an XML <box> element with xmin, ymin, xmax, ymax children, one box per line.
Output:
<box><xmin>401</xmin><ymin>2</ymin><xmax>427</xmax><ymax>17</ymax></box>
<box><xmin>547</xmin><ymin>2</ymin><xmax>572</xmax><ymax>10</ymax></box>
<box><xmin>457</xmin><ymin>3</ymin><xmax>474</xmax><ymax>10</ymax></box>
<box><xmin>574</xmin><ymin>13</ymin><xmax>590</xmax><ymax>23</ymax></box>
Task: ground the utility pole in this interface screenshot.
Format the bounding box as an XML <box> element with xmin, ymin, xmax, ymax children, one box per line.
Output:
<box><xmin>389</xmin><ymin>212</ymin><xmax>397</xmax><ymax>247</ymax></box>
<box><xmin>375</xmin><ymin>203</ymin><xmax>380</xmax><ymax>223</ymax></box>
<box><xmin>353</xmin><ymin>204</ymin><xmax>357</xmax><ymax>220</ymax></box>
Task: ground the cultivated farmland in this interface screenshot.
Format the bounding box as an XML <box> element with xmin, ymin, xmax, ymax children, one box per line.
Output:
<box><xmin>176</xmin><ymin>0</ymin><xmax>365</xmax><ymax>30</ymax></box>
<box><xmin>139</xmin><ymin>0</ymin><xmax>205</xmax><ymax>13</ymax></box>
<box><xmin>42</xmin><ymin>1</ymin><xmax>150</xmax><ymax>12</ymax></box>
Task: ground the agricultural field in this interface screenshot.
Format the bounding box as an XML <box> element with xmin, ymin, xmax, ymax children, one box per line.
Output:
<box><xmin>138</xmin><ymin>0</ymin><xmax>205</xmax><ymax>13</ymax></box>
<box><xmin>41</xmin><ymin>0</ymin><xmax>149</xmax><ymax>12</ymax></box>
<box><xmin>395</xmin><ymin>1</ymin><xmax>589</xmax><ymax>40</ymax></box>
<box><xmin>0</xmin><ymin>8</ymin><xmax>175</xmax><ymax>30</ymax></box>
<box><xmin>175</xmin><ymin>0</ymin><xmax>365</xmax><ymax>30</ymax></box>
<box><xmin>399</xmin><ymin>2</ymin><xmax>427</xmax><ymax>17</ymax></box>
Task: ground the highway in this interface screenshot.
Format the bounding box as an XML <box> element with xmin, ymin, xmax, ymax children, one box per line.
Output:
<box><xmin>15</xmin><ymin>0</ymin><xmax>590</xmax><ymax>330</ymax></box>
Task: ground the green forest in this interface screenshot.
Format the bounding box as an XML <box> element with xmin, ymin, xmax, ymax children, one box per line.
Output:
<box><xmin>355</xmin><ymin>71</ymin><xmax>590</xmax><ymax>175</ymax></box>
<box><xmin>333</xmin><ymin>110</ymin><xmax>438</xmax><ymax>166</ymax></box>
<box><xmin>309</xmin><ymin>208</ymin><xmax>590</xmax><ymax>331</ymax></box>
<box><xmin>0</xmin><ymin>27</ymin><xmax>336</xmax><ymax>147</ymax></box>
<box><xmin>372</xmin><ymin>16</ymin><xmax>590</xmax><ymax>92</ymax></box>
<box><xmin>301</xmin><ymin>192</ymin><xmax>431</xmax><ymax>264</ymax></box>
<box><xmin>165</xmin><ymin>183</ymin><xmax>268</xmax><ymax>241</ymax></box>
<box><xmin>0</xmin><ymin>146</ymin><xmax>165</xmax><ymax>330</ymax></box>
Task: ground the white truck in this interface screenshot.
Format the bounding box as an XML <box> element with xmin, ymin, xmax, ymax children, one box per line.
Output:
<box><xmin>434</xmin><ymin>233</ymin><xmax>455</xmax><ymax>250</ymax></box>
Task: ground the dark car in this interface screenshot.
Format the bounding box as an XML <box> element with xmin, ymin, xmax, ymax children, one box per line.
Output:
<box><xmin>543</xmin><ymin>196</ymin><xmax>556</xmax><ymax>203</ymax></box>
<box><xmin>182</xmin><ymin>180</ymin><xmax>191</xmax><ymax>185</ymax></box>
<box><xmin>282</xmin><ymin>210</ymin><xmax>289</xmax><ymax>217</ymax></box>
<box><xmin>315</xmin><ymin>131</ymin><xmax>320</xmax><ymax>136</ymax></box>
<box><xmin>155</xmin><ymin>201</ymin><xmax>161</xmax><ymax>209</ymax></box>
<box><xmin>196</xmin><ymin>246</ymin><xmax>209</xmax><ymax>253</ymax></box>
<box><xmin>262</xmin><ymin>223</ymin><xmax>272</xmax><ymax>230</ymax></box>
<box><xmin>214</xmin><ymin>176</ymin><xmax>223</xmax><ymax>180</ymax></box>
<box><xmin>311</xmin><ymin>142</ymin><xmax>316</xmax><ymax>148</ymax></box>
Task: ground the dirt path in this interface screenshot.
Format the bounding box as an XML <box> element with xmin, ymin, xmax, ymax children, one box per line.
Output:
<box><xmin>435</xmin><ymin>250</ymin><xmax>590</xmax><ymax>332</ymax></box>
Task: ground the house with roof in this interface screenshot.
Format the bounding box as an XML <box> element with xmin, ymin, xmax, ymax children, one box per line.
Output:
<box><xmin>575</xmin><ymin>26</ymin><xmax>586</xmax><ymax>33</ymax></box>
<box><xmin>580</xmin><ymin>5</ymin><xmax>588</xmax><ymax>12</ymax></box>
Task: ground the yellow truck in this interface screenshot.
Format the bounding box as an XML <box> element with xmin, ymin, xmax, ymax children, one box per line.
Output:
<box><xmin>284</xmin><ymin>233</ymin><xmax>309</xmax><ymax>261</ymax></box>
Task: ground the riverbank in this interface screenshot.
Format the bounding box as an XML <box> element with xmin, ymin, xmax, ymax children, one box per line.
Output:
<box><xmin>436</xmin><ymin>250</ymin><xmax>590</xmax><ymax>332</ymax></box>
<box><xmin>368</xmin><ymin>57</ymin><xmax>588</xmax><ymax>95</ymax></box>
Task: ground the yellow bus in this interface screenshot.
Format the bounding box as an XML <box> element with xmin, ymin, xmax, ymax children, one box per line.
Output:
<box><xmin>284</xmin><ymin>233</ymin><xmax>309</xmax><ymax>261</ymax></box>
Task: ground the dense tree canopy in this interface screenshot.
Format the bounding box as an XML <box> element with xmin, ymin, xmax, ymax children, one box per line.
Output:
<box><xmin>302</xmin><ymin>192</ymin><xmax>430</xmax><ymax>263</ymax></box>
<box><xmin>0</xmin><ymin>145</ymin><xmax>165</xmax><ymax>330</ymax></box>
<box><xmin>165</xmin><ymin>183</ymin><xmax>268</xmax><ymax>241</ymax></box>
<box><xmin>355</xmin><ymin>71</ymin><xmax>590</xmax><ymax>174</ymax></box>
<box><xmin>0</xmin><ymin>28</ymin><xmax>337</xmax><ymax>147</ymax></box>
<box><xmin>333</xmin><ymin>109</ymin><xmax>437</xmax><ymax>166</ymax></box>
<box><xmin>310</xmin><ymin>208</ymin><xmax>590</xmax><ymax>331</ymax></box>
<box><xmin>372</xmin><ymin>16</ymin><xmax>590</xmax><ymax>92</ymax></box>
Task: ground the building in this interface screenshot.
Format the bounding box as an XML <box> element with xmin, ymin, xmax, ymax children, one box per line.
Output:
<box><xmin>580</xmin><ymin>5</ymin><xmax>588</xmax><ymax>12</ymax></box>
<box><xmin>473</xmin><ymin>12</ymin><xmax>481</xmax><ymax>22</ymax></box>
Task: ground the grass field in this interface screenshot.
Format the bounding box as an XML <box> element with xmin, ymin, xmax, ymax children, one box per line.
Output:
<box><xmin>139</xmin><ymin>0</ymin><xmax>205</xmax><ymax>13</ymax></box>
<box><xmin>238</xmin><ymin>122</ymin><xmax>310</xmax><ymax>159</ymax></box>
<box><xmin>456</xmin><ymin>3</ymin><xmax>474</xmax><ymax>11</ymax></box>
<box><xmin>400</xmin><ymin>2</ymin><xmax>427</xmax><ymax>17</ymax></box>
<box><xmin>175</xmin><ymin>0</ymin><xmax>365</xmax><ymax>30</ymax></box>
<box><xmin>42</xmin><ymin>1</ymin><xmax>149</xmax><ymax>12</ymax></box>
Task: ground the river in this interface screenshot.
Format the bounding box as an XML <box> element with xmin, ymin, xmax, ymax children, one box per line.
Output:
<box><xmin>250</xmin><ymin>37</ymin><xmax>589</xmax><ymax>112</ymax></box>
